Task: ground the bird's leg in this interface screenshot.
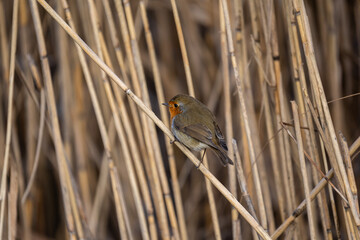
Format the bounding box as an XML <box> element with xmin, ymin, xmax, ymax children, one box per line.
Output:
<box><xmin>170</xmin><ymin>138</ymin><xmax>177</xmax><ymax>144</ymax></box>
<box><xmin>196</xmin><ymin>149</ymin><xmax>207</xmax><ymax>169</ymax></box>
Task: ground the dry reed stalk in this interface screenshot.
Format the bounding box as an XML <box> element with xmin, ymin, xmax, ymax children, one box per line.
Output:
<box><xmin>169</xmin><ymin>0</ymin><xmax>194</xmax><ymax>97</ymax></box>
<box><xmin>89</xmin><ymin>120</ymin><xmax>117</xmax><ymax>233</ymax></box>
<box><xmin>57</xmin><ymin>3</ymin><xmax>72</xmax><ymax>167</ymax></box>
<box><xmin>233</xmin><ymin>140</ymin><xmax>259</xmax><ymax>240</ymax></box>
<box><xmin>72</xmin><ymin>58</ymin><xmax>93</xmax><ymax>218</ymax></box>
<box><xmin>10</xmin><ymin>127</ymin><xmax>26</xmax><ymax>240</ymax></box>
<box><xmin>339</xmin><ymin>134</ymin><xmax>360</xmax><ymax>238</ymax></box>
<box><xmin>291</xmin><ymin>101</ymin><xmax>316</xmax><ymax>239</ymax></box>
<box><xmin>276</xmin><ymin>1</ymin><xmax>298</xmax><ymax>223</ymax></box>
<box><xmin>343</xmin><ymin>205</ymin><xmax>357</xmax><ymax>239</ymax></box>
<box><xmin>322</xmin><ymin>0</ymin><xmax>344</xmax><ymax>134</ymax></box>
<box><xmin>21</xmin><ymin>90</ymin><xmax>45</xmax><ymax>204</ymax></box>
<box><xmin>265</xmin><ymin>0</ymin><xmax>289</xmax><ymax>224</ymax></box>
<box><xmin>220</xmin><ymin>2</ymin><xmax>239</xmax><ymax>239</ymax></box>
<box><xmin>16</xmin><ymin>48</ymin><xmax>43</xmax><ymax>239</ymax></box>
<box><xmin>203</xmin><ymin>157</ymin><xmax>222</xmax><ymax>240</ymax></box>
<box><xmin>340</xmin><ymin>134</ymin><xmax>359</xmax><ymax>214</ymax></box>
<box><xmin>232</xmin><ymin>0</ymin><xmax>254</xmax><ymax>211</ymax></box>
<box><xmin>350</xmin><ymin>137</ymin><xmax>360</xmax><ymax>157</ymax></box>
<box><xmin>28</xmin><ymin>1</ymin><xmax>79</xmax><ymax>239</ymax></box>
<box><xmin>8</xmin><ymin>163</ymin><xmax>18</xmax><ymax>240</ymax></box>
<box><xmin>14</xmin><ymin>73</ymin><xmax>32</xmax><ymax>240</ymax></box>
<box><xmin>0</xmin><ymin>0</ymin><xmax>9</xmax><ymax>82</ymax></box>
<box><xmin>109</xmin><ymin>164</ymin><xmax>131</xmax><ymax>240</ymax></box>
<box><xmin>15</xmin><ymin>60</ymin><xmax>39</xmax><ymax>107</ymax></box>
<box><xmin>323</xmin><ymin>144</ymin><xmax>341</xmax><ymax>239</ymax></box>
<box><xmin>0</xmin><ymin>0</ymin><xmax>19</xmax><ymax>238</ymax></box>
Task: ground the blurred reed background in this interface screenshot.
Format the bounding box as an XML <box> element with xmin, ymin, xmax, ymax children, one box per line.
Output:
<box><xmin>0</xmin><ymin>0</ymin><xmax>360</xmax><ymax>239</ymax></box>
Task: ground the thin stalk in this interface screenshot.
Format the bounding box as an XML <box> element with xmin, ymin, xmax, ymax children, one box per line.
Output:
<box><xmin>21</xmin><ymin>90</ymin><xmax>45</xmax><ymax>204</ymax></box>
<box><xmin>233</xmin><ymin>140</ymin><xmax>259</xmax><ymax>240</ymax></box>
<box><xmin>233</xmin><ymin>0</ymin><xmax>254</xmax><ymax>212</ymax></box>
<box><xmin>0</xmin><ymin>0</ymin><xmax>10</xmax><ymax>82</ymax></box>
<box><xmin>169</xmin><ymin>0</ymin><xmax>194</xmax><ymax>96</ymax></box>
<box><xmin>291</xmin><ymin>101</ymin><xmax>316</xmax><ymax>239</ymax></box>
<box><xmin>0</xmin><ymin>0</ymin><xmax>19</xmax><ymax>238</ymax></box>
<box><xmin>203</xmin><ymin>157</ymin><xmax>222</xmax><ymax>240</ymax></box>
<box><xmin>8</xmin><ymin>163</ymin><xmax>19</xmax><ymax>240</ymax></box>
<box><xmin>220</xmin><ymin>2</ymin><xmax>238</xmax><ymax>239</ymax></box>
<box><xmin>29</xmin><ymin>0</ymin><xmax>78</xmax><ymax>238</ymax></box>
<box><xmin>340</xmin><ymin>134</ymin><xmax>359</xmax><ymax>214</ymax></box>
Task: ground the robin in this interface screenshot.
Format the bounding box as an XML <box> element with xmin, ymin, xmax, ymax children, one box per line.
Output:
<box><xmin>163</xmin><ymin>94</ymin><xmax>233</xmax><ymax>166</ymax></box>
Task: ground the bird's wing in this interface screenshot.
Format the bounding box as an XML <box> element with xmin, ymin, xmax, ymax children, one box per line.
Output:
<box><xmin>214</xmin><ymin>122</ymin><xmax>228</xmax><ymax>151</ymax></box>
<box><xmin>173</xmin><ymin>118</ymin><xmax>215</xmax><ymax>147</ymax></box>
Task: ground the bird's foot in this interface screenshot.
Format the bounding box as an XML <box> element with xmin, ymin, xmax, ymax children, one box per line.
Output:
<box><xmin>170</xmin><ymin>139</ymin><xmax>177</xmax><ymax>144</ymax></box>
<box><xmin>196</xmin><ymin>149</ymin><xmax>207</xmax><ymax>169</ymax></box>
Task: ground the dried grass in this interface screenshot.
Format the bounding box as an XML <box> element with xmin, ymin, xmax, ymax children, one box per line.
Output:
<box><xmin>0</xmin><ymin>0</ymin><xmax>359</xmax><ymax>239</ymax></box>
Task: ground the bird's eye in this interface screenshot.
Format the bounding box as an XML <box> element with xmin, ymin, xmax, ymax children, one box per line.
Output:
<box><xmin>174</xmin><ymin>103</ymin><xmax>179</xmax><ymax>108</ymax></box>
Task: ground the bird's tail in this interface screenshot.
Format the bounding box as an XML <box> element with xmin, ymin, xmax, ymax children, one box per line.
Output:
<box><xmin>212</xmin><ymin>147</ymin><xmax>234</xmax><ymax>166</ymax></box>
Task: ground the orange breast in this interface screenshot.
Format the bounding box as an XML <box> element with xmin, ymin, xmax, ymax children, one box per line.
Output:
<box><xmin>169</xmin><ymin>101</ymin><xmax>182</xmax><ymax>122</ymax></box>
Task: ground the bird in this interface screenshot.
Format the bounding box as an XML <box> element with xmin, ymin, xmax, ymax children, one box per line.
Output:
<box><xmin>163</xmin><ymin>94</ymin><xmax>233</xmax><ymax>166</ymax></box>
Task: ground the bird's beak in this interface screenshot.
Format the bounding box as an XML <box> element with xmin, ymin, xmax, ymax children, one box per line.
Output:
<box><xmin>162</xmin><ymin>103</ymin><xmax>169</xmax><ymax>107</ymax></box>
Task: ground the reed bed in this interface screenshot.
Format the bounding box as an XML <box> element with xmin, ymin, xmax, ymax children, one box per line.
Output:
<box><xmin>0</xmin><ymin>0</ymin><xmax>359</xmax><ymax>239</ymax></box>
